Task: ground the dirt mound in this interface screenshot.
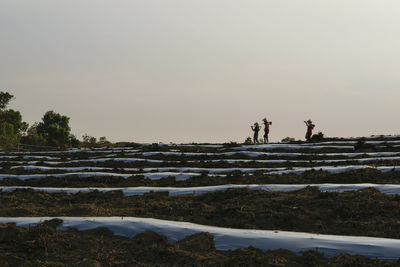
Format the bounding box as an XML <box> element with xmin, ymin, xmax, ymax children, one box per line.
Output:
<box><xmin>133</xmin><ymin>230</ymin><xmax>169</xmax><ymax>247</ymax></box>
<box><xmin>0</xmin><ymin>221</ymin><xmax>398</xmax><ymax>266</ymax></box>
<box><xmin>1</xmin><ymin>187</ymin><xmax>400</xmax><ymax>238</ymax></box>
<box><xmin>177</xmin><ymin>232</ymin><xmax>215</xmax><ymax>252</ymax></box>
<box><xmin>2</xmin><ymin>169</ymin><xmax>400</xmax><ymax>188</ymax></box>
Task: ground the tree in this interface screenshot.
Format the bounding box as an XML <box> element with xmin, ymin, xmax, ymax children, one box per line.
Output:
<box><xmin>0</xmin><ymin>92</ymin><xmax>14</xmax><ymax>110</ymax></box>
<box><xmin>0</xmin><ymin>109</ymin><xmax>27</xmax><ymax>134</ymax></box>
<box><xmin>99</xmin><ymin>136</ymin><xmax>107</xmax><ymax>144</ymax></box>
<box><xmin>0</xmin><ymin>123</ymin><xmax>16</xmax><ymax>150</ymax></box>
<box><xmin>37</xmin><ymin>111</ymin><xmax>71</xmax><ymax>147</ymax></box>
<box><xmin>82</xmin><ymin>134</ymin><xmax>97</xmax><ymax>148</ymax></box>
<box><xmin>98</xmin><ymin>136</ymin><xmax>111</xmax><ymax>147</ymax></box>
<box><xmin>20</xmin><ymin>123</ymin><xmax>46</xmax><ymax>147</ymax></box>
<box><xmin>69</xmin><ymin>134</ymin><xmax>81</xmax><ymax>148</ymax></box>
<box><xmin>0</xmin><ymin>91</ymin><xmax>27</xmax><ymax>150</ymax></box>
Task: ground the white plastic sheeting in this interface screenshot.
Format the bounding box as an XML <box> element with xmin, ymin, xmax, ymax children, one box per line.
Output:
<box><xmin>1</xmin><ymin>217</ymin><xmax>400</xmax><ymax>260</ymax></box>
<box><xmin>2</xmin><ymin>183</ymin><xmax>400</xmax><ymax>196</ymax></box>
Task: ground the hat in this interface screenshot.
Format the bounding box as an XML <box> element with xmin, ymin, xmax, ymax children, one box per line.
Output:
<box><xmin>254</xmin><ymin>122</ymin><xmax>259</xmax><ymax>126</ymax></box>
<box><xmin>307</xmin><ymin>120</ymin><xmax>312</xmax><ymax>123</ymax></box>
<box><xmin>262</xmin><ymin>118</ymin><xmax>267</xmax><ymax>122</ymax></box>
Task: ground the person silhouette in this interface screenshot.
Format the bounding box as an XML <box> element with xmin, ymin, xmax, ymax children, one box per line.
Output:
<box><xmin>304</xmin><ymin>120</ymin><xmax>315</xmax><ymax>141</ymax></box>
<box><xmin>251</xmin><ymin>122</ymin><xmax>260</xmax><ymax>144</ymax></box>
<box><xmin>262</xmin><ymin>118</ymin><xmax>272</xmax><ymax>144</ymax></box>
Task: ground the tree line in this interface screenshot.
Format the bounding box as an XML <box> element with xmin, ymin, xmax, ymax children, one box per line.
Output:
<box><xmin>0</xmin><ymin>91</ymin><xmax>110</xmax><ymax>150</ymax></box>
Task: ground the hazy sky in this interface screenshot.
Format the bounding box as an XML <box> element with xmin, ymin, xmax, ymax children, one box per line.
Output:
<box><xmin>1</xmin><ymin>1</ymin><xmax>400</xmax><ymax>143</ymax></box>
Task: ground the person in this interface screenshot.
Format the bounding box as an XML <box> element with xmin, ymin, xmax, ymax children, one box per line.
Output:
<box><xmin>251</xmin><ymin>122</ymin><xmax>260</xmax><ymax>144</ymax></box>
<box><xmin>262</xmin><ymin>118</ymin><xmax>272</xmax><ymax>143</ymax></box>
<box><xmin>304</xmin><ymin>120</ymin><xmax>315</xmax><ymax>141</ymax></box>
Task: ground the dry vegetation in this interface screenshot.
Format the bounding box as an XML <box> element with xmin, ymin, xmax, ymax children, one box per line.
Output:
<box><xmin>1</xmin><ymin>187</ymin><xmax>400</xmax><ymax>239</ymax></box>
<box><xmin>1</xmin><ymin>220</ymin><xmax>398</xmax><ymax>267</ymax></box>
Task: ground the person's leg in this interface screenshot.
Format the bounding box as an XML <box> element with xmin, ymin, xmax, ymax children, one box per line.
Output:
<box><xmin>266</xmin><ymin>134</ymin><xmax>269</xmax><ymax>143</ymax></box>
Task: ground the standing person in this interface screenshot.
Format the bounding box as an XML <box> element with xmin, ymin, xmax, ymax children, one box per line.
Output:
<box><xmin>304</xmin><ymin>120</ymin><xmax>315</xmax><ymax>141</ymax></box>
<box><xmin>262</xmin><ymin>118</ymin><xmax>272</xmax><ymax>143</ymax></box>
<box><xmin>251</xmin><ymin>122</ymin><xmax>260</xmax><ymax>144</ymax></box>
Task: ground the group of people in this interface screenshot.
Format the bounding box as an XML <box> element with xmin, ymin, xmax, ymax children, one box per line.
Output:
<box><xmin>250</xmin><ymin>119</ymin><xmax>315</xmax><ymax>144</ymax></box>
<box><xmin>250</xmin><ymin>118</ymin><xmax>272</xmax><ymax>144</ymax></box>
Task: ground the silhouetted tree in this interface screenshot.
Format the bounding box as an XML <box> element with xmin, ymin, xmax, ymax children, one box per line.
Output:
<box><xmin>0</xmin><ymin>91</ymin><xmax>14</xmax><ymax>110</ymax></box>
<box><xmin>37</xmin><ymin>111</ymin><xmax>71</xmax><ymax>147</ymax></box>
<box><xmin>0</xmin><ymin>91</ymin><xmax>28</xmax><ymax>150</ymax></box>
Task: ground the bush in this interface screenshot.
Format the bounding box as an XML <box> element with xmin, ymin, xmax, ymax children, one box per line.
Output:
<box><xmin>223</xmin><ymin>142</ymin><xmax>240</xmax><ymax>148</ymax></box>
<box><xmin>281</xmin><ymin>137</ymin><xmax>296</xmax><ymax>143</ymax></box>
<box><xmin>244</xmin><ymin>137</ymin><xmax>253</xmax><ymax>145</ymax></box>
<box><xmin>354</xmin><ymin>137</ymin><xmax>376</xmax><ymax>151</ymax></box>
<box><xmin>311</xmin><ymin>132</ymin><xmax>325</xmax><ymax>141</ymax></box>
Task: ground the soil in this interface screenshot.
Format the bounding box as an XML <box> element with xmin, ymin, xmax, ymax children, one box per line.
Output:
<box><xmin>1</xmin><ymin>169</ymin><xmax>400</xmax><ymax>188</ymax></box>
<box><xmin>1</xmin><ymin>187</ymin><xmax>400</xmax><ymax>239</ymax></box>
<box><xmin>0</xmin><ymin>220</ymin><xmax>398</xmax><ymax>266</ymax></box>
<box><xmin>3</xmin><ymin>138</ymin><xmax>400</xmax><ymax>265</ymax></box>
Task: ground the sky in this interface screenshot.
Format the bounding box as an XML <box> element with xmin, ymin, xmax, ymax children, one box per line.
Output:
<box><xmin>1</xmin><ymin>0</ymin><xmax>400</xmax><ymax>143</ymax></box>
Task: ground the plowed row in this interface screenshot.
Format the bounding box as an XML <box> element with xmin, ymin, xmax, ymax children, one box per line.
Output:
<box><xmin>2</xmin><ymin>136</ymin><xmax>400</xmax><ymax>265</ymax></box>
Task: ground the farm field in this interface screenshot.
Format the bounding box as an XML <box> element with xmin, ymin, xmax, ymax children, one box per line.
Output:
<box><xmin>2</xmin><ymin>135</ymin><xmax>400</xmax><ymax>265</ymax></box>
